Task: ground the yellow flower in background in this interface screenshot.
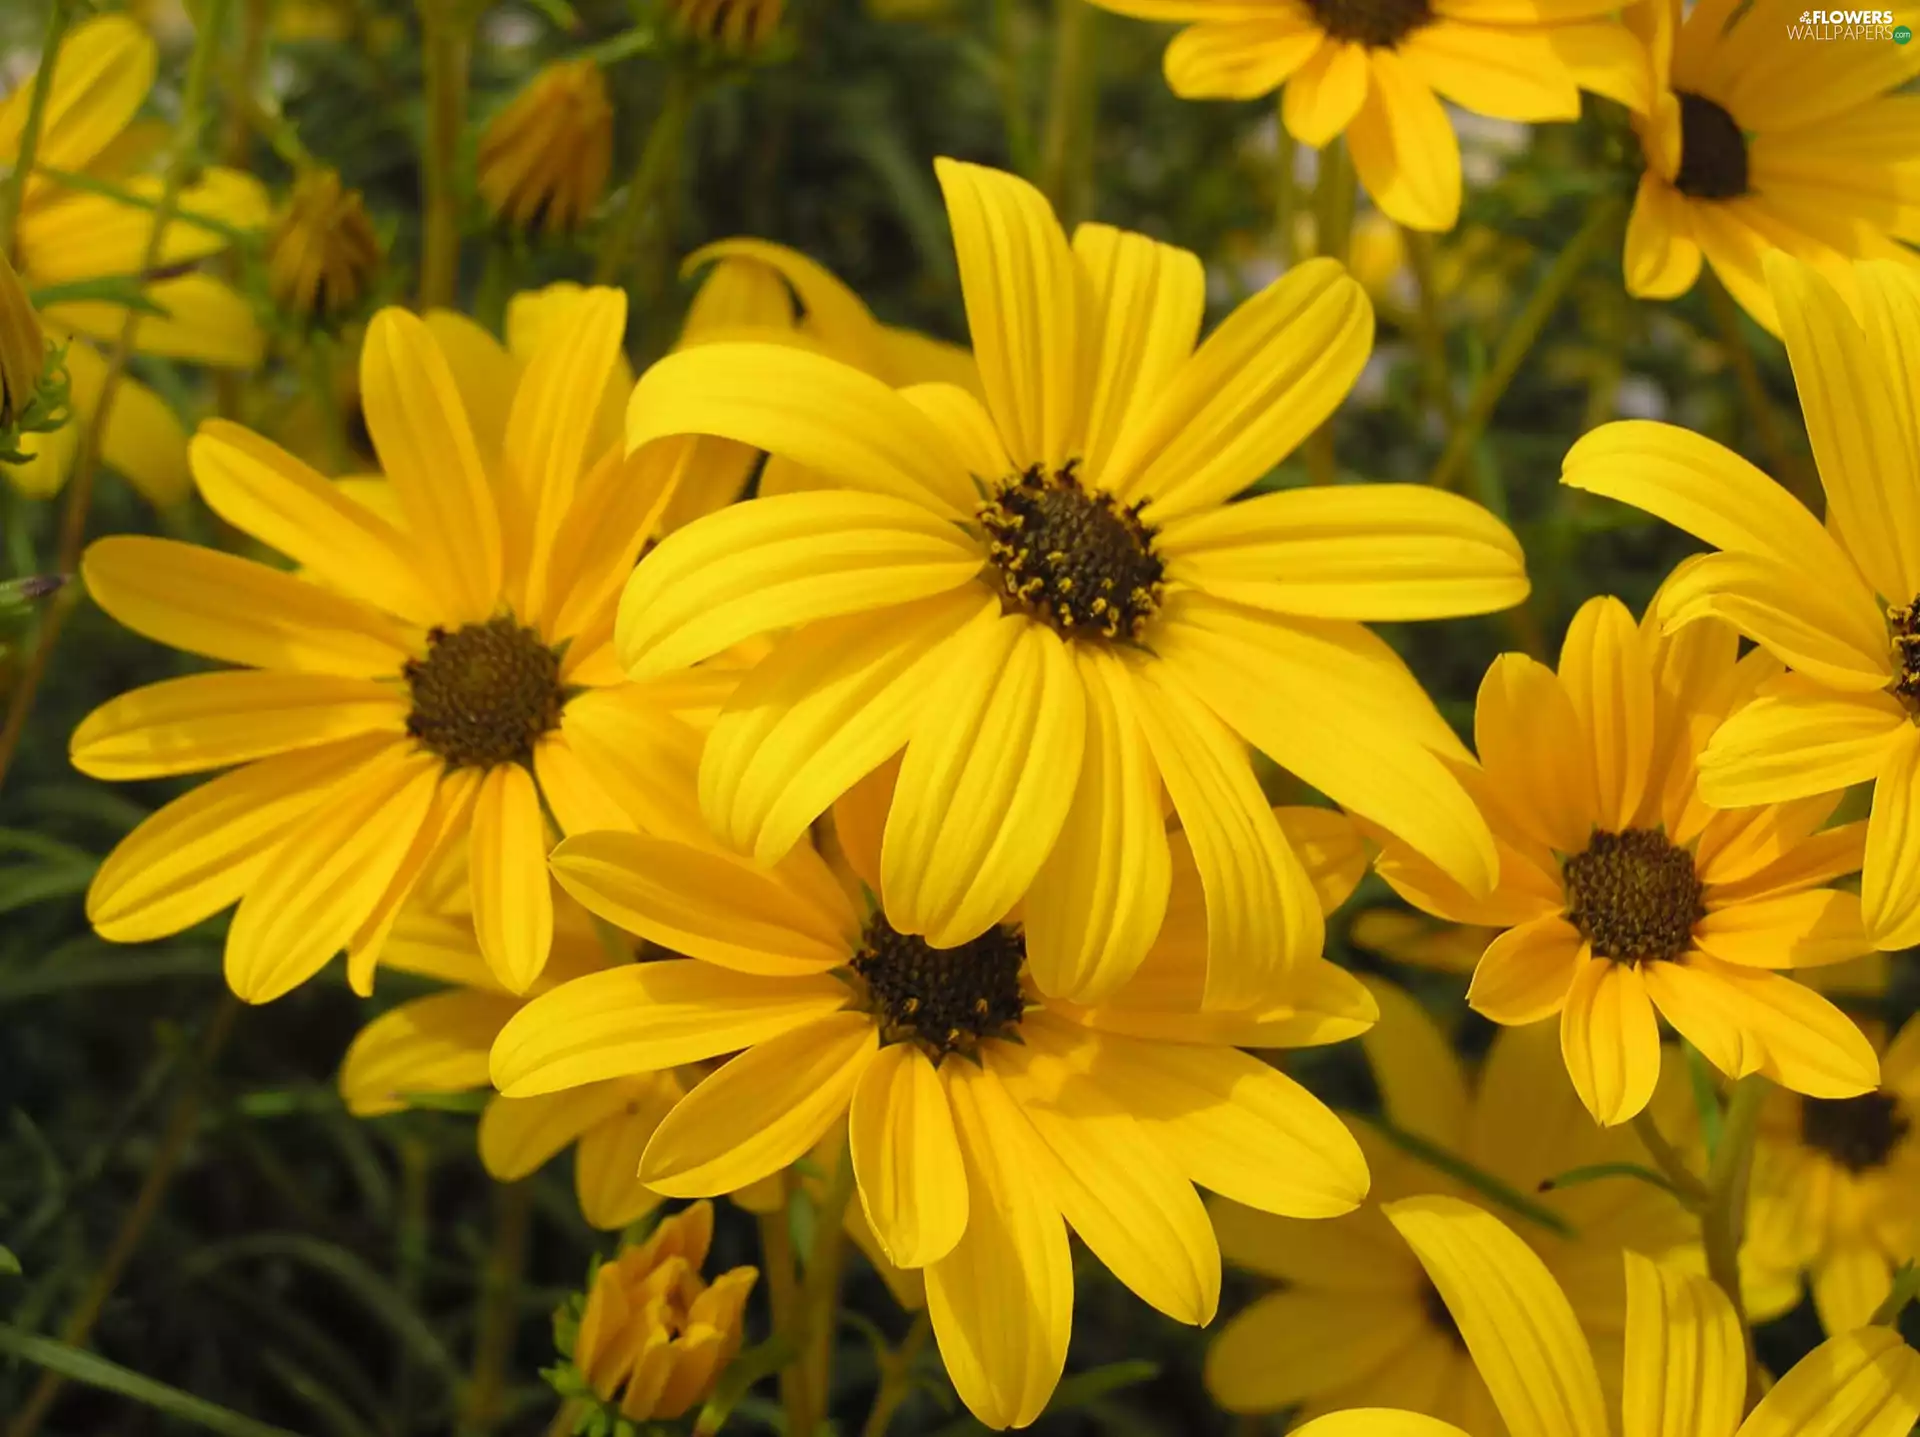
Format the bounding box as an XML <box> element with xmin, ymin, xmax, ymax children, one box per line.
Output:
<box><xmin>1</xmin><ymin>14</ymin><xmax>268</xmax><ymax>503</ymax></box>
<box><xmin>1565</xmin><ymin>255</ymin><xmax>1920</xmax><ymax>955</ymax></box>
<box><xmin>1078</xmin><ymin>0</ymin><xmax>1642</xmax><ymax>231</ymax></box>
<box><xmin>1747</xmin><ymin>1017</ymin><xmax>1920</xmax><ymax>1336</ymax></box>
<box><xmin>494</xmin><ymin>776</ymin><xmax>1377</xmax><ymax>1430</ymax></box>
<box><xmin>1292</xmin><ymin>1194</ymin><xmax>1920</xmax><ymax>1437</ymax></box>
<box><xmin>0</xmin><ymin>249</ymin><xmax>47</xmax><ymax>430</ymax></box>
<box><xmin>568</xmin><ymin>1202</ymin><xmax>758</xmax><ymax>1422</ymax></box>
<box><xmin>1620</xmin><ymin>0</ymin><xmax>1920</xmax><ymax>333</ymax></box>
<box><xmin>477</xmin><ymin>60</ymin><xmax>614</xmax><ymax>238</ymax></box>
<box><xmin>1207</xmin><ymin>978</ymin><xmax>1693</xmax><ymax>1428</ymax></box>
<box><xmin>1372</xmin><ymin>595</ymin><xmax>1879</xmax><ymax>1126</ymax></box>
<box><xmin>74</xmin><ymin>285</ymin><xmax>744</xmax><ymax>1004</ymax></box>
<box><xmin>668</xmin><ymin>0</ymin><xmax>786</xmax><ymax>51</ymax></box>
<box><xmin>622</xmin><ymin>158</ymin><xmax>1527</xmax><ymax>1013</ymax></box>
<box><xmin>338</xmin><ymin>875</ymin><xmax>685</xmax><ymax>1232</ymax></box>
<box><xmin>267</xmin><ymin>168</ymin><xmax>382</xmax><ymax>321</ymax></box>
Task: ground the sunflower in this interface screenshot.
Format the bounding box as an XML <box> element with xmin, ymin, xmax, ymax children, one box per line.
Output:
<box><xmin>1207</xmin><ymin>977</ymin><xmax>1694</xmax><ymax>1427</ymax></box>
<box><xmin>338</xmin><ymin>868</ymin><xmax>685</xmax><ymax>1232</ymax></box>
<box><xmin>2</xmin><ymin>14</ymin><xmax>268</xmax><ymax>503</ymax></box>
<box><xmin>1073</xmin><ymin>0</ymin><xmax>1642</xmax><ymax>232</ymax></box>
<box><xmin>1291</xmin><ymin>1194</ymin><xmax>1920</xmax><ymax>1437</ymax></box>
<box><xmin>1564</xmin><ymin>254</ymin><xmax>1920</xmax><ymax>955</ymax></box>
<box><xmin>1369</xmin><ymin>594</ymin><xmax>1880</xmax><ymax>1126</ymax></box>
<box><xmin>1745</xmin><ymin>1017</ymin><xmax>1920</xmax><ymax>1336</ymax></box>
<box><xmin>620</xmin><ymin>158</ymin><xmax>1526</xmax><ymax>1011</ymax></box>
<box><xmin>1619</xmin><ymin>0</ymin><xmax>1920</xmax><ymax>334</ymax></box>
<box><xmin>74</xmin><ymin>284</ymin><xmax>747</xmax><ymax>1003</ymax></box>
<box><xmin>492</xmin><ymin>774</ymin><xmax>1377</xmax><ymax>1430</ymax></box>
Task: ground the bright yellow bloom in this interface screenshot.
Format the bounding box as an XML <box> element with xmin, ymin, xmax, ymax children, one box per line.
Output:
<box><xmin>1564</xmin><ymin>254</ymin><xmax>1920</xmax><ymax>956</ymax></box>
<box><xmin>74</xmin><ymin>285</ymin><xmax>743</xmax><ymax>1004</ymax></box>
<box><xmin>477</xmin><ymin>60</ymin><xmax>613</xmax><ymax>238</ymax></box>
<box><xmin>620</xmin><ymin>158</ymin><xmax>1527</xmax><ymax>1012</ymax></box>
<box><xmin>267</xmin><ymin>168</ymin><xmax>382</xmax><ymax>320</ymax></box>
<box><xmin>1077</xmin><ymin>0</ymin><xmax>1641</xmax><ymax>231</ymax></box>
<box><xmin>1372</xmin><ymin>594</ymin><xmax>1880</xmax><ymax>1126</ymax></box>
<box><xmin>492</xmin><ymin>779</ymin><xmax>1376</xmax><ymax>1430</ymax></box>
<box><xmin>1208</xmin><ymin>979</ymin><xmax>1693</xmax><ymax>1426</ymax></box>
<box><xmin>570</xmin><ymin>1202</ymin><xmax>758</xmax><ymax>1421</ymax></box>
<box><xmin>1619</xmin><ymin>0</ymin><xmax>1920</xmax><ymax>334</ymax></box>
<box><xmin>1</xmin><ymin>15</ymin><xmax>268</xmax><ymax>503</ymax></box>
<box><xmin>339</xmin><ymin>877</ymin><xmax>684</xmax><ymax>1231</ymax></box>
<box><xmin>1747</xmin><ymin>1017</ymin><xmax>1920</xmax><ymax>1336</ymax></box>
<box><xmin>1292</xmin><ymin>1194</ymin><xmax>1920</xmax><ymax>1437</ymax></box>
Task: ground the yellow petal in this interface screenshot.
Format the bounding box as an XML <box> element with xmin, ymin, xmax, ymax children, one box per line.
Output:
<box><xmin>532</xmin><ymin>731</ymin><xmax>637</xmax><ymax>837</ymax></box>
<box><xmin>849</xmin><ymin>1043</ymin><xmax>969</xmax><ymax>1268</ymax></box>
<box><xmin>1360</xmin><ymin>974</ymin><xmax>1470</xmax><ymax>1147</ymax></box>
<box><xmin>479</xmin><ymin>1081</ymin><xmax>635</xmax><ymax>1181</ymax></box>
<box><xmin>1157</xmin><ymin>482</ymin><xmax>1527</xmax><ymax>621</ymax></box>
<box><xmin>225</xmin><ymin>746</ymin><xmax>442</xmax><ymax>1003</ymax></box>
<box><xmin>1023</xmin><ymin>646</ymin><xmax>1172</xmax><ymax>1003</ymax></box>
<box><xmin>1293</xmin><ymin>1411</ymin><xmax>1473</xmax><ymax>1437</ymax></box>
<box><xmin>1622</xmin><ymin>1250</ymin><xmax>1745</xmax><ymax>1437</ymax></box>
<box><xmin>1474</xmin><ymin>653</ymin><xmax>1598</xmax><ymax>853</ymax></box>
<box><xmin>616</xmin><ymin>491</ymin><xmax>984</xmax><ymax>680</ymax></box>
<box><xmin>1468</xmin><ymin>916</ymin><xmax>1584</xmax><ymax>1025</ymax></box>
<box><xmin>574</xmin><ymin>1080</ymin><xmax>681</xmax><ymax>1229</ymax></box>
<box><xmin>1624</xmin><ymin>174</ymin><xmax>1702</xmax><ymax>300</ymax></box>
<box><xmin>1707</xmin><ymin>821</ymin><xmax>1869</xmax><ymax>907</ymax></box>
<box><xmin>1698</xmin><ymin>676</ymin><xmax>1909</xmax><ymax>809</ymax></box>
<box><xmin>18</xmin><ymin>170</ymin><xmax>265</xmax><ymax>285</ymax></box>
<box><xmin>1559</xmin><ymin>954</ymin><xmax>1661</xmax><ymax>1125</ymax></box>
<box><xmin>1276</xmin><ymin>805</ymin><xmax>1369</xmax><ymax>913</ymax></box>
<box><xmin>934</xmin><ymin>158</ymin><xmax>1083</xmax><ymax>471</ymax></box>
<box><xmin>682</xmin><ymin>238</ymin><xmax>884</xmax><ymax>371</ymax></box>
<box><xmin>339</xmin><ymin>990</ymin><xmax>518</xmax><ymax>1117</ymax></box>
<box><xmin>1558</xmin><ymin>596</ymin><xmax>1654</xmax><ymax>830</ymax></box>
<box><xmin>1397</xmin><ymin>19</ymin><xmax>1579</xmax><ymax>121</ymax></box>
<box><xmin>1812</xmin><ymin>1245</ymin><xmax>1893</xmax><ymax>1337</ymax></box>
<box><xmin>0</xmin><ymin>16</ymin><xmax>154</xmax><ymax>179</ymax></box>
<box><xmin>1283</xmin><ymin>41</ymin><xmax>1369</xmax><ymax>147</ymax></box>
<box><xmin>1345</xmin><ymin>49</ymin><xmax>1462</xmax><ymax>232</ymax></box>
<box><xmin>1208</xmin><ymin>1291</ymin><xmax>1428</xmax><ymax>1415</ymax></box>
<box><xmin>70</xmin><ymin>671</ymin><xmax>407</xmax><ymax>780</ymax></box>
<box><xmin>640</xmin><ymin>1013</ymin><xmax>876</xmax><ymax>1196</ymax></box>
<box><xmin>925</xmin><ymin>1059</ymin><xmax>1073</xmax><ymax>1431</ymax></box>
<box><xmin>1107</xmin><ymin>258</ymin><xmax>1371</xmax><ymax>522</ymax></box>
<box><xmin>542</xmin><ymin>439</ymin><xmax>688</xmax><ymax>644</ymax></box>
<box><xmin>1381</xmin><ymin>1195</ymin><xmax>1609</xmax><ymax>1437</ymax></box>
<box><xmin>1693</xmin><ymin>890</ymin><xmax>1870</xmax><ymax>970</ymax></box>
<box><xmin>1210</xmin><ymin>1193</ymin><xmax>1413</xmax><ymax>1292</ymax></box>
<box><xmin>94</xmin><ymin>366</ymin><xmax>189</xmax><ymax>507</ymax></box>
<box><xmin>1163</xmin><ymin>20</ymin><xmax>1324</xmax><ymax>101</ymax></box>
<box><xmin>469</xmin><ymin>764</ymin><xmax>554</xmax><ymax>993</ymax></box>
<box><xmin>1855</xmin><ymin>260</ymin><xmax>1920</xmax><ymax>491</ymax></box>
<box><xmin>554</xmin><ymin>687</ymin><xmax>709</xmax><ymax>843</ymax></box>
<box><xmin>490</xmin><ymin>962</ymin><xmax>849</xmax><ymax>1096</ymax></box>
<box><xmin>359</xmin><ymin>307</ymin><xmax>503</xmax><ymax>622</ymax></box>
<box><xmin>1864</xmin><ymin>725</ymin><xmax>1920</xmax><ymax>950</ymax></box>
<box><xmin>882</xmin><ymin>616</ymin><xmax>1086</xmax><ymax>946</ymax></box>
<box><xmin>1737</xmin><ymin>1328</ymin><xmax>1920</xmax><ymax>1437</ymax></box>
<box><xmin>1657</xmin><ymin>550</ymin><xmax>1892</xmax><ymax>693</ymax></box>
<box><xmin>49</xmin><ymin>274</ymin><xmax>263</xmax><ymax>368</ymax></box>
<box><xmin>897</xmin><ymin>382</ymin><xmax>1012</xmax><ymax>481</ymax></box>
<box><xmin>346</xmin><ymin>763</ymin><xmax>482</xmax><ymax>994</ymax></box>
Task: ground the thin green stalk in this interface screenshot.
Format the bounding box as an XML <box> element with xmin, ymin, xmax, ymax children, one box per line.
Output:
<box><xmin>1701</xmin><ymin>1074</ymin><xmax>1767</xmax><ymax>1413</ymax></box>
<box><xmin>1272</xmin><ymin>112</ymin><xmax>1296</xmax><ymax>272</ymax></box>
<box><xmin>0</xmin><ymin>0</ymin><xmax>75</xmax><ymax>254</ymax></box>
<box><xmin>1702</xmin><ymin>269</ymin><xmax>1816</xmax><ymax>509</ymax></box>
<box><xmin>593</xmin><ymin>68</ymin><xmax>693</xmax><ymax>289</ymax></box>
<box><xmin>1871</xmin><ymin>1263</ymin><xmax>1919</xmax><ymax>1327</ymax></box>
<box><xmin>1629</xmin><ymin>1107</ymin><xmax>1710</xmax><ymax>1208</ymax></box>
<box><xmin>7</xmin><ymin>996</ymin><xmax>240</xmax><ymax>1437</ymax></box>
<box><xmin>794</xmin><ymin>1147</ymin><xmax>858</xmax><ymax>1437</ymax></box>
<box><xmin>417</xmin><ymin>0</ymin><xmax>473</xmax><ymax>308</ymax></box>
<box><xmin>1358</xmin><ymin>1112</ymin><xmax>1575</xmax><ymax>1239</ymax></box>
<box><xmin>860</xmin><ymin>1312</ymin><xmax>931</xmax><ymax>1437</ymax></box>
<box><xmin>1303</xmin><ymin>139</ymin><xmax>1355</xmax><ymax>484</ymax></box>
<box><xmin>1428</xmin><ymin>196</ymin><xmax>1624</xmax><ymax>492</ymax></box>
<box><xmin>759</xmin><ymin>1180</ymin><xmax>811</xmax><ymax>1437</ymax></box>
<box><xmin>994</xmin><ymin>0</ymin><xmax>1036</xmax><ymax>178</ymax></box>
<box><xmin>1036</xmin><ymin>0</ymin><xmax>1094</xmax><ymax>225</ymax></box>
<box><xmin>1401</xmin><ymin>225</ymin><xmax>1456</xmax><ymax>427</ymax></box>
<box><xmin>458</xmin><ymin>1180</ymin><xmax>534</xmax><ymax>1436</ymax></box>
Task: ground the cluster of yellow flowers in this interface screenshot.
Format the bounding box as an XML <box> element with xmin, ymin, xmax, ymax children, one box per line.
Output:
<box><xmin>4</xmin><ymin>0</ymin><xmax>1920</xmax><ymax>1432</ymax></box>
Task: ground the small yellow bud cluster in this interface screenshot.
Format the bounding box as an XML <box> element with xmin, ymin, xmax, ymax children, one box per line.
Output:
<box><xmin>478</xmin><ymin>60</ymin><xmax>614</xmax><ymax>238</ymax></box>
<box><xmin>267</xmin><ymin>168</ymin><xmax>382</xmax><ymax>322</ymax></box>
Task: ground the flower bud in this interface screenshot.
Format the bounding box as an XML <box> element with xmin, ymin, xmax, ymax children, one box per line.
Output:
<box><xmin>667</xmin><ymin>0</ymin><xmax>785</xmax><ymax>53</ymax></box>
<box><xmin>0</xmin><ymin>251</ymin><xmax>46</xmax><ymax>431</ymax></box>
<box><xmin>478</xmin><ymin>60</ymin><xmax>613</xmax><ymax>237</ymax></box>
<box><xmin>267</xmin><ymin>169</ymin><xmax>382</xmax><ymax>321</ymax></box>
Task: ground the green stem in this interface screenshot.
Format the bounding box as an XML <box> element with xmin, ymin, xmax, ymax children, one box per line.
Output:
<box><xmin>1427</xmin><ymin>195</ymin><xmax>1624</xmax><ymax>492</ymax></box>
<box><xmin>1629</xmin><ymin>1107</ymin><xmax>1710</xmax><ymax>1209</ymax></box>
<box><xmin>795</xmin><ymin>1146</ymin><xmax>858</xmax><ymax>1437</ymax></box>
<box><xmin>1401</xmin><ymin>225</ymin><xmax>1455</xmax><ymax>427</ymax></box>
<box><xmin>1036</xmin><ymin>0</ymin><xmax>1093</xmax><ymax>226</ymax></box>
<box><xmin>1870</xmin><ymin>1263</ymin><xmax>1919</xmax><ymax>1327</ymax></box>
<box><xmin>458</xmin><ymin>1180</ymin><xmax>533</xmax><ymax>1437</ymax></box>
<box><xmin>994</xmin><ymin>0</ymin><xmax>1036</xmax><ymax>178</ymax></box>
<box><xmin>0</xmin><ymin>0</ymin><xmax>75</xmax><ymax>256</ymax></box>
<box><xmin>1358</xmin><ymin>1112</ymin><xmax>1576</xmax><ymax>1239</ymax></box>
<box><xmin>1702</xmin><ymin>1074</ymin><xmax>1766</xmax><ymax>1413</ymax></box>
<box><xmin>1272</xmin><ymin>112</ymin><xmax>1296</xmax><ymax>272</ymax></box>
<box><xmin>759</xmin><ymin>1182</ymin><xmax>811</xmax><ymax>1437</ymax></box>
<box><xmin>859</xmin><ymin>1312</ymin><xmax>931</xmax><ymax>1437</ymax></box>
<box><xmin>1702</xmin><ymin>269</ymin><xmax>1817</xmax><ymax>509</ymax></box>
<box><xmin>6</xmin><ymin>996</ymin><xmax>240</xmax><ymax>1437</ymax></box>
<box><xmin>417</xmin><ymin>0</ymin><xmax>472</xmax><ymax>309</ymax></box>
<box><xmin>593</xmin><ymin>68</ymin><xmax>692</xmax><ymax>289</ymax></box>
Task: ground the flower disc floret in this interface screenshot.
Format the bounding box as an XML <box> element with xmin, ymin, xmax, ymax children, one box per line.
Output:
<box><xmin>849</xmin><ymin>912</ymin><xmax>1026</xmax><ymax>1063</ymax></box>
<box><xmin>1562</xmin><ymin>827</ymin><xmax>1704</xmax><ymax>965</ymax></box>
<box><xmin>1673</xmin><ymin>92</ymin><xmax>1750</xmax><ymax>200</ymax></box>
<box><xmin>1302</xmin><ymin>0</ymin><xmax>1434</xmax><ymax>46</ymax></box>
<box><xmin>403</xmin><ymin>616</ymin><xmax>564</xmax><ymax>769</ymax></box>
<box><xmin>1799</xmin><ymin>1091</ymin><xmax>1911</xmax><ymax>1174</ymax></box>
<box><xmin>977</xmin><ymin>461</ymin><xmax>1165</xmax><ymax>641</ymax></box>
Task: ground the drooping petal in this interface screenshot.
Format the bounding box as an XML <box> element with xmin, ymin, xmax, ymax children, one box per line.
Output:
<box><xmin>1467</xmin><ymin>916</ymin><xmax>1585</xmax><ymax>1025</ymax></box>
<box><xmin>574</xmin><ymin>1080</ymin><xmax>682</xmax><ymax>1230</ymax></box>
<box><xmin>849</xmin><ymin>1043</ymin><xmax>969</xmax><ymax>1269</ymax></box>
<box><xmin>1697</xmin><ymin>677</ymin><xmax>1909</xmax><ymax>808</ymax></box>
<box><xmin>1559</xmin><ymin>954</ymin><xmax>1661</xmax><ymax>1125</ymax></box>
<box><xmin>469</xmin><ymin>763</ymin><xmax>554</xmax><ymax>994</ymax></box>
<box><xmin>1557</xmin><ymin>596</ymin><xmax>1655</xmax><ymax>830</ymax></box>
<box><xmin>1282</xmin><ymin>41</ymin><xmax>1370</xmax><ymax>146</ymax></box>
<box><xmin>1163</xmin><ymin>20</ymin><xmax>1326</xmax><ymax>99</ymax></box>
<box><xmin>338</xmin><ymin>990</ymin><xmax>518</xmax><ymax>1117</ymax></box>
<box><xmin>1736</xmin><ymin>1328</ymin><xmax>1920</xmax><ymax>1437</ymax></box>
<box><xmin>1621</xmin><ymin>1250</ymin><xmax>1745</xmax><ymax>1437</ymax></box>
<box><xmin>1624</xmin><ymin>174</ymin><xmax>1703</xmax><ymax>299</ymax></box>
<box><xmin>1344</xmin><ymin>49</ymin><xmax>1463</xmax><ymax>232</ymax></box>
<box><xmin>1863</xmin><ymin>726</ymin><xmax>1920</xmax><ymax>950</ymax></box>
<box><xmin>479</xmin><ymin>1081</ymin><xmax>634</xmax><ymax>1181</ymax></box>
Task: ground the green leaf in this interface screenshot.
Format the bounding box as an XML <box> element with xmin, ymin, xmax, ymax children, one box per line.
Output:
<box><xmin>26</xmin><ymin>276</ymin><xmax>171</xmax><ymax>315</ymax></box>
<box><xmin>0</xmin><ymin>1324</ymin><xmax>304</xmax><ymax>1437</ymax></box>
<box><xmin>1537</xmin><ymin>1161</ymin><xmax>1693</xmax><ymax>1204</ymax></box>
<box><xmin>692</xmin><ymin>1332</ymin><xmax>797</xmax><ymax>1436</ymax></box>
<box><xmin>0</xmin><ymin>1245</ymin><xmax>20</xmax><ymax>1276</ymax></box>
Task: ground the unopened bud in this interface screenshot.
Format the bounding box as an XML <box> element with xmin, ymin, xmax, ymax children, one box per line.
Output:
<box><xmin>267</xmin><ymin>169</ymin><xmax>382</xmax><ymax>321</ymax></box>
<box><xmin>478</xmin><ymin>60</ymin><xmax>614</xmax><ymax>237</ymax></box>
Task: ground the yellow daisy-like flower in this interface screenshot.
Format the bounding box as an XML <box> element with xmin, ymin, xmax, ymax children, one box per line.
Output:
<box><xmin>620</xmin><ymin>158</ymin><xmax>1527</xmax><ymax>1012</ymax></box>
<box><xmin>1077</xmin><ymin>0</ymin><xmax>1640</xmax><ymax>231</ymax></box>
<box><xmin>1746</xmin><ymin>1017</ymin><xmax>1920</xmax><ymax>1336</ymax></box>
<box><xmin>477</xmin><ymin>59</ymin><xmax>614</xmax><ymax>238</ymax></box>
<box><xmin>2</xmin><ymin>14</ymin><xmax>268</xmax><ymax>503</ymax></box>
<box><xmin>1564</xmin><ymin>254</ymin><xmax>1920</xmax><ymax>954</ymax></box>
<box><xmin>492</xmin><ymin>779</ymin><xmax>1377</xmax><ymax>1430</ymax></box>
<box><xmin>338</xmin><ymin>874</ymin><xmax>685</xmax><ymax>1232</ymax></box>
<box><xmin>1208</xmin><ymin>978</ymin><xmax>1694</xmax><ymax>1427</ymax></box>
<box><xmin>1371</xmin><ymin>594</ymin><xmax>1880</xmax><ymax>1126</ymax></box>
<box><xmin>73</xmin><ymin>284</ymin><xmax>738</xmax><ymax>1003</ymax></box>
<box><xmin>1292</xmin><ymin>1194</ymin><xmax>1920</xmax><ymax>1437</ymax></box>
<box><xmin>1620</xmin><ymin>0</ymin><xmax>1920</xmax><ymax>334</ymax></box>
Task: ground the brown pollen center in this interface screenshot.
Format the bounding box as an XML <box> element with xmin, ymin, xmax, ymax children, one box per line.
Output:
<box><xmin>1563</xmin><ymin>828</ymin><xmax>1704</xmax><ymax>965</ymax></box>
<box><xmin>1673</xmin><ymin>91</ymin><xmax>1749</xmax><ymax>200</ymax></box>
<box><xmin>977</xmin><ymin>461</ymin><xmax>1164</xmax><ymax>642</ymax></box>
<box><xmin>403</xmin><ymin>617</ymin><xmax>564</xmax><ymax>769</ymax></box>
<box><xmin>1889</xmin><ymin>599</ymin><xmax>1920</xmax><ymax>716</ymax></box>
<box><xmin>1801</xmin><ymin>1092</ymin><xmax>1911</xmax><ymax>1173</ymax></box>
<box><xmin>1303</xmin><ymin>0</ymin><xmax>1434</xmax><ymax>44</ymax></box>
<box><xmin>848</xmin><ymin>913</ymin><xmax>1026</xmax><ymax>1065</ymax></box>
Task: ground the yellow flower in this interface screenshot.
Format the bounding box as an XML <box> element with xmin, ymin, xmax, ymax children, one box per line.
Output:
<box><xmin>339</xmin><ymin>878</ymin><xmax>685</xmax><ymax>1231</ymax></box>
<box><xmin>267</xmin><ymin>168</ymin><xmax>382</xmax><ymax>320</ymax></box>
<box><xmin>1619</xmin><ymin>0</ymin><xmax>1920</xmax><ymax>334</ymax></box>
<box><xmin>477</xmin><ymin>60</ymin><xmax>613</xmax><ymax>238</ymax></box>
<box><xmin>1371</xmin><ymin>593</ymin><xmax>1880</xmax><ymax>1126</ymax></box>
<box><xmin>1</xmin><ymin>15</ymin><xmax>268</xmax><ymax>503</ymax></box>
<box><xmin>620</xmin><ymin>159</ymin><xmax>1527</xmax><ymax>1012</ymax></box>
<box><xmin>73</xmin><ymin>285</ymin><xmax>744</xmax><ymax>1004</ymax></box>
<box><xmin>1564</xmin><ymin>254</ymin><xmax>1920</xmax><ymax>956</ymax></box>
<box><xmin>668</xmin><ymin>0</ymin><xmax>785</xmax><ymax>51</ymax></box>
<box><xmin>1746</xmin><ymin>1017</ymin><xmax>1920</xmax><ymax>1336</ymax></box>
<box><xmin>1292</xmin><ymin>1194</ymin><xmax>1920</xmax><ymax>1437</ymax></box>
<box><xmin>570</xmin><ymin>1202</ymin><xmax>758</xmax><ymax>1422</ymax></box>
<box><xmin>1207</xmin><ymin>979</ymin><xmax>1694</xmax><ymax>1426</ymax></box>
<box><xmin>492</xmin><ymin>777</ymin><xmax>1377</xmax><ymax>1430</ymax></box>
<box><xmin>1075</xmin><ymin>0</ymin><xmax>1641</xmax><ymax>231</ymax></box>
<box><xmin>0</xmin><ymin>249</ymin><xmax>46</xmax><ymax>431</ymax></box>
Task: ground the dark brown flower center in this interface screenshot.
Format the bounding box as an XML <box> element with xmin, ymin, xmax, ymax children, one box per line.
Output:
<box><xmin>1673</xmin><ymin>92</ymin><xmax>1749</xmax><ymax>200</ymax></box>
<box><xmin>1801</xmin><ymin>1092</ymin><xmax>1911</xmax><ymax>1173</ymax></box>
<box><xmin>403</xmin><ymin>617</ymin><xmax>564</xmax><ymax>769</ymax></box>
<box><xmin>977</xmin><ymin>461</ymin><xmax>1164</xmax><ymax>641</ymax></box>
<box><xmin>1563</xmin><ymin>828</ymin><xmax>1704</xmax><ymax>964</ymax></box>
<box><xmin>1303</xmin><ymin>0</ymin><xmax>1433</xmax><ymax>44</ymax></box>
<box><xmin>1889</xmin><ymin>600</ymin><xmax>1920</xmax><ymax>716</ymax></box>
<box><xmin>849</xmin><ymin>913</ymin><xmax>1026</xmax><ymax>1065</ymax></box>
